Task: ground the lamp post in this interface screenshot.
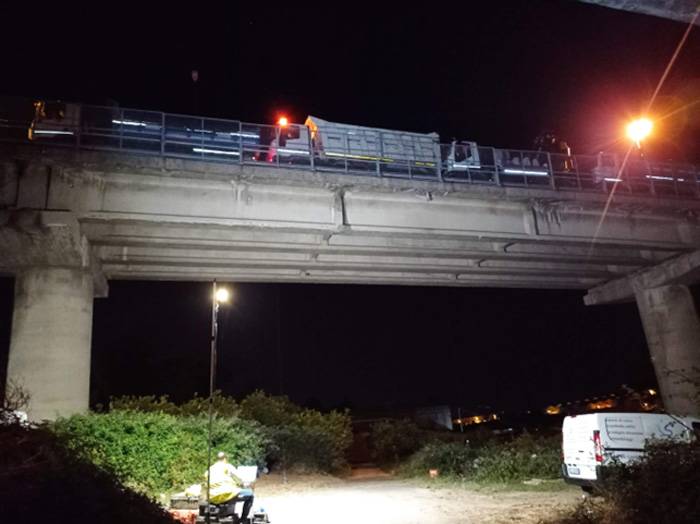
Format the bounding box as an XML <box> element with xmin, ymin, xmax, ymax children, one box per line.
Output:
<box><xmin>206</xmin><ymin>280</ymin><xmax>230</xmax><ymax>518</ymax></box>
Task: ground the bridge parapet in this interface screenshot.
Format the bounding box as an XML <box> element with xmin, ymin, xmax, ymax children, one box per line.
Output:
<box><xmin>2</xmin><ymin>99</ymin><xmax>699</xmax><ymax>202</ymax></box>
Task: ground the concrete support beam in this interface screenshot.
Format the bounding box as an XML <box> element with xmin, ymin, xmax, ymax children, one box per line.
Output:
<box><xmin>635</xmin><ymin>284</ymin><xmax>700</xmax><ymax>416</ymax></box>
<box><xmin>580</xmin><ymin>1</ymin><xmax>700</xmax><ymax>26</ymax></box>
<box><xmin>5</xmin><ymin>268</ymin><xmax>95</xmax><ymax>421</ymax></box>
<box><xmin>585</xmin><ymin>248</ymin><xmax>700</xmax><ymax>305</ymax></box>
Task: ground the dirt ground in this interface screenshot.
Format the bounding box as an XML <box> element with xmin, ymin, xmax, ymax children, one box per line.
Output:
<box><xmin>252</xmin><ymin>471</ymin><xmax>581</xmax><ymax>524</ymax></box>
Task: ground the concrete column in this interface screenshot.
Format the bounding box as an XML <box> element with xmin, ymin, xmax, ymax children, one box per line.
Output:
<box><xmin>6</xmin><ymin>267</ymin><xmax>94</xmax><ymax>421</ymax></box>
<box><xmin>635</xmin><ymin>284</ymin><xmax>700</xmax><ymax>416</ymax></box>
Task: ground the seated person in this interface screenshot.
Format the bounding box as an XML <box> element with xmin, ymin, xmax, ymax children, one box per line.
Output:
<box><xmin>205</xmin><ymin>451</ymin><xmax>254</xmax><ymax>520</ymax></box>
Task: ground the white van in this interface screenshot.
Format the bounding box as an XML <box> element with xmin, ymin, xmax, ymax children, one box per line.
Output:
<box><xmin>561</xmin><ymin>412</ymin><xmax>700</xmax><ymax>490</ymax></box>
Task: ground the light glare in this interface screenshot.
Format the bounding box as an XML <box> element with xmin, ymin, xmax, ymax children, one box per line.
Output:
<box><xmin>626</xmin><ymin>118</ymin><xmax>653</xmax><ymax>145</ymax></box>
<box><xmin>215</xmin><ymin>288</ymin><xmax>230</xmax><ymax>303</ymax></box>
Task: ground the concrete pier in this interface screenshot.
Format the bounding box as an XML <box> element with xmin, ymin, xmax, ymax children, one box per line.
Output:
<box><xmin>6</xmin><ymin>268</ymin><xmax>94</xmax><ymax>421</ymax></box>
<box><xmin>635</xmin><ymin>284</ymin><xmax>700</xmax><ymax>416</ymax></box>
<box><xmin>3</xmin><ymin>145</ymin><xmax>700</xmax><ymax>421</ymax></box>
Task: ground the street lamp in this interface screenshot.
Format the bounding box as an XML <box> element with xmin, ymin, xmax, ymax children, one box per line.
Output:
<box><xmin>626</xmin><ymin>117</ymin><xmax>653</xmax><ymax>149</ymax></box>
<box><xmin>206</xmin><ymin>280</ymin><xmax>231</xmax><ymax>518</ymax></box>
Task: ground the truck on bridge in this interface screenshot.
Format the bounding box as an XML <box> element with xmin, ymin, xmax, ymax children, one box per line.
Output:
<box><xmin>4</xmin><ymin>97</ymin><xmax>698</xmax><ymax>199</ymax></box>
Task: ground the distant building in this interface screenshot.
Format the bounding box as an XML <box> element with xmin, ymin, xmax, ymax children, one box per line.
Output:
<box><xmin>544</xmin><ymin>386</ymin><xmax>660</xmax><ymax>416</ymax></box>
<box><xmin>414</xmin><ymin>405</ymin><xmax>453</xmax><ymax>430</ymax></box>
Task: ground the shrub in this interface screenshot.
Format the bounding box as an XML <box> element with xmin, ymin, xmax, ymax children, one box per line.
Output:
<box><xmin>369</xmin><ymin>419</ymin><xmax>423</xmax><ymax>465</ymax></box>
<box><xmin>470</xmin><ymin>433</ymin><xmax>561</xmax><ymax>483</ymax></box>
<box><xmin>399</xmin><ymin>434</ymin><xmax>561</xmax><ymax>482</ymax></box>
<box><xmin>51</xmin><ymin>410</ymin><xmax>267</xmax><ymax>497</ymax></box>
<box><xmin>109</xmin><ymin>391</ymin><xmax>240</xmax><ymax>417</ymax></box>
<box><xmin>240</xmin><ymin>390</ymin><xmax>299</xmax><ymax>426</ymax></box>
<box><xmin>401</xmin><ymin>441</ymin><xmax>477</xmax><ymax>477</ymax></box>
<box><xmin>0</xmin><ymin>422</ymin><xmax>176</xmax><ymax>524</ymax></box>
<box><xmin>545</xmin><ymin>440</ymin><xmax>700</xmax><ymax>524</ymax></box>
<box><xmin>597</xmin><ymin>440</ymin><xmax>700</xmax><ymax>524</ymax></box>
<box><xmin>240</xmin><ymin>391</ymin><xmax>352</xmax><ymax>472</ymax></box>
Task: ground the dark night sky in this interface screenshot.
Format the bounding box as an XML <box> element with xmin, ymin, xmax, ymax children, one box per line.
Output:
<box><xmin>1</xmin><ymin>2</ymin><xmax>699</xmax><ymax>412</ymax></box>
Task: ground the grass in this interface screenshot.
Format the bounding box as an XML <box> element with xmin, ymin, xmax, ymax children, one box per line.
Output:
<box><xmin>406</xmin><ymin>476</ymin><xmax>576</xmax><ymax>493</ymax></box>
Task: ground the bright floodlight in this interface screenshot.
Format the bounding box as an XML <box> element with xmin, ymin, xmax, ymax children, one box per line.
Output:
<box><xmin>278</xmin><ymin>116</ymin><xmax>289</xmax><ymax>127</ymax></box>
<box><xmin>215</xmin><ymin>287</ymin><xmax>230</xmax><ymax>304</ymax></box>
<box><xmin>626</xmin><ymin>117</ymin><xmax>653</xmax><ymax>146</ymax></box>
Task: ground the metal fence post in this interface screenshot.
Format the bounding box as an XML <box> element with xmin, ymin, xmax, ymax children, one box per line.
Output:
<box><xmin>492</xmin><ymin>148</ymin><xmax>501</xmax><ymax>186</ymax></box>
<box><xmin>119</xmin><ymin>109</ymin><xmax>124</xmax><ymax>150</ymax></box>
<box><xmin>376</xmin><ymin>131</ymin><xmax>382</xmax><ymax>177</ymax></box>
<box><xmin>275</xmin><ymin>126</ymin><xmax>280</xmax><ymax>167</ymax></box>
<box><xmin>306</xmin><ymin>126</ymin><xmax>314</xmax><ymax>171</ymax></box>
<box><xmin>573</xmin><ymin>156</ymin><xmax>582</xmax><ymax>191</ymax></box>
<box><xmin>75</xmin><ymin>106</ymin><xmax>81</xmax><ymax>150</ymax></box>
<box><xmin>547</xmin><ymin>153</ymin><xmax>556</xmax><ymax>190</ymax></box>
<box><xmin>200</xmin><ymin>117</ymin><xmax>205</xmax><ymax>159</ymax></box>
<box><xmin>238</xmin><ymin>122</ymin><xmax>244</xmax><ymax>165</ymax></box>
<box><xmin>160</xmin><ymin>112</ymin><xmax>165</xmax><ymax>156</ymax></box>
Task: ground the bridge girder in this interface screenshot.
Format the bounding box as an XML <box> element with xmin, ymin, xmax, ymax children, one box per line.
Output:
<box><xmin>580</xmin><ymin>1</ymin><xmax>700</xmax><ymax>25</ymax></box>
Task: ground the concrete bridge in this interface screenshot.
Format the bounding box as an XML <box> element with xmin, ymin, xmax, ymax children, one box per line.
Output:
<box><xmin>2</xmin><ymin>133</ymin><xmax>700</xmax><ymax>420</ymax></box>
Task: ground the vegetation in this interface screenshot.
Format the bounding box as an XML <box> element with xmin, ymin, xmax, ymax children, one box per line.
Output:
<box><xmin>241</xmin><ymin>391</ymin><xmax>353</xmax><ymax>473</ymax></box>
<box><xmin>52</xmin><ymin>410</ymin><xmax>267</xmax><ymax>497</ymax></box>
<box><xmin>369</xmin><ymin>418</ymin><xmax>424</xmax><ymax>466</ymax></box>
<box><xmin>549</xmin><ymin>439</ymin><xmax>700</xmax><ymax>524</ymax></box>
<box><xmin>399</xmin><ymin>433</ymin><xmax>561</xmax><ymax>483</ymax></box>
<box><xmin>1</xmin><ymin>389</ymin><xmax>176</xmax><ymax>524</ymax></box>
<box><xmin>49</xmin><ymin>391</ymin><xmax>352</xmax><ymax>497</ymax></box>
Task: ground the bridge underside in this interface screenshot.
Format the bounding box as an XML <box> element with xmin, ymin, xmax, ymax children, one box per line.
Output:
<box><xmin>3</xmin><ymin>145</ymin><xmax>700</xmax><ymax>419</ymax></box>
<box><xmin>581</xmin><ymin>1</ymin><xmax>700</xmax><ymax>25</ymax></box>
<box><xmin>2</xmin><ymin>146</ymin><xmax>698</xmax><ymax>291</ymax></box>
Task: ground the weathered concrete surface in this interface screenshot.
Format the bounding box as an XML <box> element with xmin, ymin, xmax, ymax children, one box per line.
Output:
<box><xmin>635</xmin><ymin>285</ymin><xmax>700</xmax><ymax>416</ymax></box>
<box><xmin>6</xmin><ymin>268</ymin><xmax>94</xmax><ymax>420</ymax></box>
<box><xmin>585</xmin><ymin>248</ymin><xmax>700</xmax><ymax>304</ymax></box>
<box><xmin>2</xmin><ymin>144</ymin><xmax>699</xmax><ymax>289</ymax></box>
<box><xmin>3</xmin><ymin>144</ymin><xmax>700</xmax><ymax>419</ymax></box>
<box><xmin>581</xmin><ymin>1</ymin><xmax>700</xmax><ymax>25</ymax></box>
<box><xmin>587</xmin><ymin>250</ymin><xmax>700</xmax><ymax>415</ymax></box>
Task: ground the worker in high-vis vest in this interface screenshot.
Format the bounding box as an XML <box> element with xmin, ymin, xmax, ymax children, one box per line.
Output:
<box><xmin>205</xmin><ymin>452</ymin><xmax>254</xmax><ymax>519</ymax></box>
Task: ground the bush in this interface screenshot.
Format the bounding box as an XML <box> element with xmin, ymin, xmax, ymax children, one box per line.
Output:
<box><xmin>598</xmin><ymin>440</ymin><xmax>700</xmax><ymax>524</ymax></box>
<box><xmin>51</xmin><ymin>410</ymin><xmax>267</xmax><ymax>498</ymax></box>
<box><xmin>546</xmin><ymin>440</ymin><xmax>700</xmax><ymax>524</ymax></box>
<box><xmin>109</xmin><ymin>391</ymin><xmax>240</xmax><ymax>417</ymax></box>
<box><xmin>240</xmin><ymin>390</ymin><xmax>299</xmax><ymax>426</ymax></box>
<box><xmin>470</xmin><ymin>434</ymin><xmax>561</xmax><ymax>483</ymax></box>
<box><xmin>369</xmin><ymin>419</ymin><xmax>423</xmax><ymax>466</ymax></box>
<box><xmin>0</xmin><ymin>422</ymin><xmax>176</xmax><ymax>524</ymax></box>
<box><xmin>240</xmin><ymin>391</ymin><xmax>352</xmax><ymax>473</ymax></box>
<box><xmin>399</xmin><ymin>434</ymin><xmax>561</xmax><ymax>483</ymax></box>
<box><xmin>401</xmin><ymin>441</ymin><xmax>477</xmax><ymax>477</ymax></box>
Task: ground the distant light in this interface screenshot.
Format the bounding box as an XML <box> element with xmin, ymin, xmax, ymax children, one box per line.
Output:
<box><xmin>276</xmin><ymin>148</ymin><xmax>310</xmax><ymax>155</ymax></box>
<box><xmin>503</xmin><ymin>168</ymin><xmax>549</xmax><ymax>176</ymax></box>
<box><xmin>648</xmin><ymin>388</ymin><xmax>657</xmax><ymax>396</ymax></box>
<box><xmin>278</xmin><ymin>116</ymin><xmax>289</xmax><ymax>127</ymax></box>
<box><xmin>626</xmin><ymin>117</ymin><xmax>653</xmax><ymax>147</ymax></box>
<box><xmin>215</xmin><ymin>288</ymin><xmax>230</xmax><ymax>303</ymax></box>
<box><xmin>230</xmin><ymin>132</ymin><xmax>260</xmax><ymax>139</ymax></box>
<box><xmin>193</xmin><ymin>147</ymin><xmax>240</xmax><ymax>156</ymax></box>
<box><xmin>32</xmin><ymin>129</ymin><xmax>74</xmax><ymax>135</ymax></box>
<box><xmin>112</xmin><ymin>119</ymin><xmax>147</xmax><ymax>127</ymax></box>
<box><xmin>545</xmin><ymin>405</ymin><xmax>561</xmax><ymax>415</ymax></box>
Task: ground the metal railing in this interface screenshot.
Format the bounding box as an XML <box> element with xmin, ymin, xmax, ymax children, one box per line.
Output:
<box><xmin>1</xmin><ymin>100</ymin><xmax>699</xmax><ymax>200</ymax></box>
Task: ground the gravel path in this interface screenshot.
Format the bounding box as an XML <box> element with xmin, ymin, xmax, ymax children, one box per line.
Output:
<box><xmin>253</xmin><ymin>475</ymin><xmax>580</xmax><ymax>524</ymax></box>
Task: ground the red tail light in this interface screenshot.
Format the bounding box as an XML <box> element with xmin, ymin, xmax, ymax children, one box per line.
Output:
<box><xmin>593</xmin><ymin>430</ymin><xmax>603</xmax><ymax>463</ymax></box>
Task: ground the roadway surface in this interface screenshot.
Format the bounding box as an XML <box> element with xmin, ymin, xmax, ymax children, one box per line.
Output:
<box><xmin>253</xmin><ymin>472</ymin><xmax>580</xmax><ymax>524</ymax></box>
